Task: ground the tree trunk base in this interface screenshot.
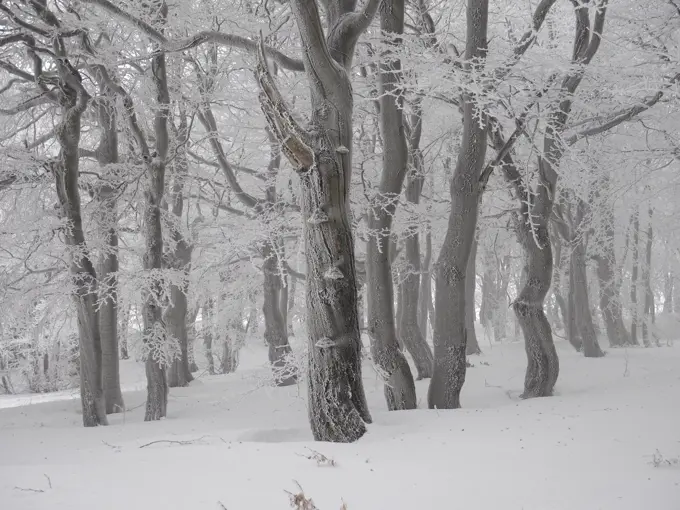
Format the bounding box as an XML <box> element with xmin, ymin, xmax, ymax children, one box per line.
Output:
<box><xmin>144</xmin><ymin>359</ymin><xmax>168</xmax><ymax>421</ymax></box>
<box><xmin>428</xmin><ymin>343</ymin><xmax>467</xmax><ymax>409</ymax></box>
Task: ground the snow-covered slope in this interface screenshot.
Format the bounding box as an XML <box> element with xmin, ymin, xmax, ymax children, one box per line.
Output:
<box><xmin>1</xmin><ymin>340</ymin><xmax>678</xmax><ymax>510</ymax></box>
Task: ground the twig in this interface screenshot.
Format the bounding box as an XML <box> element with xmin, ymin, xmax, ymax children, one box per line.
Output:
<box><xmin>139</xmin><ymin>435</ymin><xmax>208</xmax><ymax>449</ymax></box>
<box><xmin>14</xmin><ymin>486</ymin><xmax>44</xmax><ymax>493</ymax></box>
<box><xmin>43</xmin><ymin>474</ymin><xmax>52</xmax><ymax>489</ymax></box>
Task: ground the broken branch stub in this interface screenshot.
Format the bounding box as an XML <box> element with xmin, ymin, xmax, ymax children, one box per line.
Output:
<box><xmin>255</xmin><ymin>32</ymin><xmax>314</xmax><ymax>171</ymax></box>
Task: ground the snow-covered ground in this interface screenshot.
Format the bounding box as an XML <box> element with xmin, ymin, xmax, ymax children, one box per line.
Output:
<box><xmin>1</xmin><ymin>339</ymin><xmax>679</xmax><ymax>510</ymax></box>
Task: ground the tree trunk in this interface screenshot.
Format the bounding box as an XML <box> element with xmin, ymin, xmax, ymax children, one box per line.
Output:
<box><xmin>204</xmin><ymin>299</ymin><xmax>215</xmax><ymax>375</ymax></box>
<box><xmin>630</xmin><ymin>208</ymin><xmax>640</xmax><ymax>346</ymax></box>
<box><xmin>142</xmin><ymin>49</ymin><xmax>171</xmax><ymax>422</ymax></box>
<box><xmin>262</xmin><ymin>241</ymin><xmax>296</xmax><ymax>386</ymax></box>
<box><xmin>642</xmin><ymin>204</ymin><xmax>653</xmax><ymax>347</ymax></box>
<box><xmin>594</xmin><ymin>178</ymin><xmax>631</xmax><ymax>347</ymax></box>
<box><xmin>166</xmin><ymin>110</ymin><xmax>194</xmax><ymax>388</ymax></box>
<box><xmin>364</xmin><ymin>0</ymin><xmax>417</xmax><ymax>410</ymax></box>
<box><xmin>418</xmin><ymin>227</ymin><xmax>433</xmax><ymax>342</ymax></box>
<box><xmin>428</xmin><ymin>0</ymin><xmax>489</xmax><ymax>410</ymax></box>
<box><xmin>663</xmin><ymin>271</ymin><xmax>673</xmax><ymax>314</ymax></box>
<box><xmin>399</xmin><ymin>163</ymin><xmax>434</xmax><ymax>379</ymax></box>
<box><xmin>92</xmin><ymin>86</ymin><xmax>124</xmax><ymax>414</ymax></box>
<box><xmin>119</xmin><ymin>304</ymin><xmax>130</xmax><ymax>360</ymax></box>
<box><xmin>571</xmin><ymin>240</ymin><xmax>604</xmax><ymax>357</ymax></box>
<box><xmin>287</xmin><ymin>274</ymin><xmax>297</xmax><ymax>335</ymax></box>
<box><xmin>53</xmin><ymin>63</ymin><xmax>107</xmax><ymax>426</ymax></box>
<box><xmin>465</xmin><ymin>236</ymin><xmax>481</xmax><ymax>355</ymax></box>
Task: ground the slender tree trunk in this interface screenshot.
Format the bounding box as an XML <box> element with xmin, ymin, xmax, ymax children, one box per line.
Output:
<box><xmin>204</xmin><ymin>299</ymin><xmax>215</xmax><ymax>375</ymax></box>
<box><xmin>119</xmin><ymin>304</ymin><xmax>130</xmax><ymax>360</ymax></box>
<box><xmin>493</xmin><ymin>256</ymin><xmax>510</xmax><ymax>343</ymax></box>
<box><xmin>595</xmin><ymin>177</ymin><xmax>631</xmax><ymax>347</ymax></box>
<box><xmin>428</xmin><ymin>0</ymin><xmax>489</xmax><ymax>410</ymax></box>
<box><xmin>262</xmin><ymin>241</ymin><xmax>296</xmax><ymax>386</ymax></box>
<box><xmin>642</xmin><ymin>204</ymin><xmax>653</xmax><ymax>347</ymax></box>
<box><xmin>630</xmin><ymin>208</ymin><xmax>640</xmax><ymax>346</ymax></box>
<box><xmin>465</xmin><ymin>236</ymin><xmax>481</xmax><ymax>355</ymax></box>
<box><xmin>571</xmin><ymin>240</ymin><xmax>604</xmax><ymax>357</ymax></box>
<box><xmin>287</xmin><ymin>274</ymin><xmax>296</xmax><ymax>335</ymax></box>
<box><xmin>663</xmin><ymin>272</ymin><xmax>674</xmax><ymax>314</ymax></box>
<box><xmin>400</xmin><ymin>162</ymin><xmax>434</xmax><ymax>379</ymax></box>
<box><xmin>418</xmin><ymin>227</ymin><xmax>433</xmax><ymax>342</ymax></box>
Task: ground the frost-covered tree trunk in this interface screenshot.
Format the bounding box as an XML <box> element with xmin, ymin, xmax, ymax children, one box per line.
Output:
<box><xmin>166</xmin><ymin>109</ymin><xmax>194</xmax><ymax>388</ymax></box>
<box><xmin>465</xmin><ymin>236</ymin><xmax>481</xmax><ymax>355</ymax></box>
<box><xmin>595</xmin><ymin>175</ymin><xmax>630</xmax><ymax>347</ymax></box>
<box><xmin>90</xmin><ymin>83</ymin><xmax>124</xmax><ymax>414</ymax></box>
<box><xmin>571</xmin><ymin>239</ymin><xmax>604</xmax><ymax>357</ymax></box>
<box><xmin>365</xmin><ymin>0</ymin><xmax>417</xmax><ymax>410</ymax></box>
<box><xmin>256</xmin><ymin>0</ymin><xmax>380</xmax><ymax>441</ymax></box>
<box><xmin>418</xmin><ymin>228</ymin><xmax>433</xmax><ymax>342</ymax></box>
<box><xmin>119</xmin><ymin>305</ymin><xmax>130</xmax><ymax>360</ymax></box>
<box><xmin>663</xmin><ymin>271</ymin><xmax>674</xmax><ymax>313</ymax></box>
<box><xmin>642</xmin><ymin>204</ymin><xmax>654</xmax><ymax>347</ymax></box>
<box><xmin>52</xmin><ymin>53</ymin><xmax>107</xmax><ymax>427</ymax></box>
<box><xmin>630</xmin><ymin>208</ymin><xmax>640</xmax><ymax>346</ymax></box>
<box><xmin>428</xmin><ymin>0</ymin><xmax>488</xmax><ymax>410</ymax></box>
<box><xmin>399</xmin><ymin>131</ymin><xmax>434</xmax><ymax>379</ymax></box>
<box><xmin>142</xmin><ymin>41</ymin><xmax>171</xmax><ymax>421</ymax></box>
<box><xmin>262</xmin><ymin>241</ymin><xmax>296</xmax><ymax>386</ymax></box>
<box><xmin>203</xmin><ymin>300</ymin><xmax>215</xmax><ymax>375</ymax></box>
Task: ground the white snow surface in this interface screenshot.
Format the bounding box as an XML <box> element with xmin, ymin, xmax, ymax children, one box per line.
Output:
<box><xmin>1</xmin><ymin>340</ymin><xmax>679</xmax><ymax>510</ymax></box>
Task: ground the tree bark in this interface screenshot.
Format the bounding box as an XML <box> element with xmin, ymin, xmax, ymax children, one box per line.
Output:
<box><xmin>142</xmin><ymin>44</ymin><xmax>171</xmax><ymax>422</ymax></box>
<box><xmin>256</xmin><ymin>0</ymin><xmax>378</xmax><ymax>441</ymax></box>
<box><xmin>571</xmin><ymin>240</ymin><xmax>604</xmax><ymax>357</ymax></box>
<box><xmin>92</xmin><ymin>85</ymin><xmax>124</xmax><ymax>414</ymax></box>
<box><xmin>52</xmin><ymin>57</ymin><xmax>107</xmax><ymax>426</ymax></box>
<box><xmin>166</xmin><ymin>110</ymin><xmax>194</xmax><ymax>388</ymax></box>
<box><xmin>428</xmin><ymin>0</ymin><xmax>489</xmax><ymax>410</ymax></box>
<box><xmin>262</xmin><ymin>241</ymin><xmax>296</xmax><ymax>386</ymax></box>
<box><xmin>663</xmin><ymin>271</ymin><xmax>673</xmax><ymax>314</ymax></box>
<box><xmin>630</xmin><ymin>208</ymin><xmax>640</xmax><ymax>346</ymax></box>
<box><xmin>642</xmin><ymin>204</ymin><xmax>653</xmax><ymax>347</ymax></box>
<box><xmin>399</xmin><ymin>155</ymin><xmax>434</xmax><ymax>379</ymax></box>
<box><xmin>595</xmin><ymin>176</ymin><xmax>631</xmax><ymax>347</ymax></box>
<box><xmin>204</xmin><ymin>299</ymin><xmax>215</xmax><ymax>375</ymax></box>
<box><xmin>365</xmin><ymin>0</ymin><xmax>417</xmax><ymax>410</ymax></box>
<box><xmin>465</xmin><ymin>236</ymin><xmax>481</xmax><ymax>355</ymax></box>
<box><xmin>418</xmin><ymin>227</ymin><xmax>433</xmax><ymax>342</ymax></box>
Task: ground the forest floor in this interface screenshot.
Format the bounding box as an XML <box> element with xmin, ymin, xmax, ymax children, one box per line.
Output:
<box><xmin>1</xmin><ymin>337</ymin><xmax>679</xmax><ymax>510</ymax></box>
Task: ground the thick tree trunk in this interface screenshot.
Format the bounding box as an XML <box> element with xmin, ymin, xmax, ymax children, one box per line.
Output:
<box><xmin>53</xmin><ymin>68</ymin><xmax>107</xmax><ymax>426</ymax></box>
<box><xmin>143</xmin><ymin>49</ymin><xmax>170</xmax><ymax>422</ymax></box>
<box><xmin>262</xmin><ymin>242</ymin><xmax>296</xmax><ymax>386</ymax></box>
<box><xmin>399</xmin><ymin>166</ymin><xmax>434</xmax><ymax>379</ymax></box>
<box><xmin>365</xmin><ymin>0</ymin><xmax>417</xmax><ymax>410</ymax></box>
<box><xmin>95</xmin><ymin>137</ymin><xmax>124</xmax><ymax>413</ymax></box>
<box><xmin>630</xmin><ymin>209</ymin><xmax>640</xmax><ymax>346</ymax></box>
<box><xmin>465</xmin><ymin>236</ymin><xmax>481</xmax><ymax>355</ymax></box>
<box><xmin>428</xmin><ymin>0</ymin><xmax>489</xmax><ymax>410</ymax></box>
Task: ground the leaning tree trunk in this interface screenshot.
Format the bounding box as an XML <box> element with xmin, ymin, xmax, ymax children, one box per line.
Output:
<box><xmin>465</xmin><ymin>236</ymin><xmax>481</xmax><ymax>355</ymax></box>
<box><xmin>399</xmin><ymin>152</ymin><xmax>434</xmax><ymax>379</ymax></box>
<box><xmin>365</xmin><ymin>0</ymin><xmax>417</xmax><ymax>410</ymax></box>
<box><xmin>428</xmin><ymin>0</ymin><xmax>489</xmax><ymax>410</ymax></box>
<box><xmin>255</xmin><ymin>0</ymin><xmax>379</xmax><ymax>440</ymax></box>
<box><xmin>53</xmin><ymin>62</ymin><xmax>107</xmax><ymax>426</ymax></box>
